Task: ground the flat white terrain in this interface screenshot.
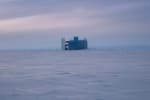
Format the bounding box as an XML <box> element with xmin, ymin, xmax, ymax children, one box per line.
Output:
<box><xmin>0</xmin><ymin>49</ymin><xmax>150</xmax><ymax>100</ymax></box>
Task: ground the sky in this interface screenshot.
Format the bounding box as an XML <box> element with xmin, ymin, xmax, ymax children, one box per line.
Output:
<box><xmin>0</xmin><ymin>0</ymin><xmax>150</xmax><ymax>50</ymax></box>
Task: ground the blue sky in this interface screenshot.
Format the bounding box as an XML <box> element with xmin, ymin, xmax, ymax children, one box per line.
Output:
<box><xmin>0</xmin><ymin>0</ymin><xmax>150</xmax><ymax>50</ymax></box>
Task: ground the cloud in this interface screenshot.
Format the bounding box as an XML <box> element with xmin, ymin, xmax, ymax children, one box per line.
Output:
<box><xmin>98</xmin><ymin>1</ymin><xmax>150</xmax><ymax>15</ymax></box>
<box><xmin>0</xmin><ymin>9</ymin><xmax>99</xmax><ymax>33</ymax></box>
<box><xmin>0</xmin><ymin>0</ymin><xmax>149</xmax><ymax>34</ymax></box>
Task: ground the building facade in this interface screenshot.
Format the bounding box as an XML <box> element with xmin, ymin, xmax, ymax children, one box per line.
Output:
<box><xmin>61</xmin><ymin>36</ymin><xmax>88</xmax><ymax>50</ymax></box>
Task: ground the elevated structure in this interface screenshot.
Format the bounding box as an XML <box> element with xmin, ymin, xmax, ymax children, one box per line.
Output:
<box><xmin>61</xmin><ymin>36</ymin><xmax>88</xmax><ymax>50</ymax></box>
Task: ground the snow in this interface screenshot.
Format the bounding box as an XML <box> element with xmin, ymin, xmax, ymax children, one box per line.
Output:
<box><xmin>0</xmin><ymin>49</ymin><xmax>150</xmax><ymax>100</ymax></box>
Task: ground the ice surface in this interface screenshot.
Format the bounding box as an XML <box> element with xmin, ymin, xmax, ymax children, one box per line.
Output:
<box><xmin>0</xmin><ymin>49</ymin><xmax>150</xmax><ymax>100</ymax></box>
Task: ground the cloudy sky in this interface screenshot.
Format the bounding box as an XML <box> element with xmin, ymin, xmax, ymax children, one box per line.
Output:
<box><xmin>0</xmin><ymin>0</ymin><xmax>150</xmax><ymax>50</ymax></box>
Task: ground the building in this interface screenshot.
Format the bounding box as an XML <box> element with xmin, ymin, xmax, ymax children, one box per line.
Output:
<box><xmin>61</xmin><ymin>36</ymin><xmax>88</xmax><ymax>50</ymax></box>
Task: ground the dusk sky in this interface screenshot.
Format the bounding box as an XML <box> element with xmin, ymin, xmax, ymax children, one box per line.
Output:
<box><xmin>0</xmin><ymin>0</ymin><xmax>150</xmax><ymax>50</ymax></box>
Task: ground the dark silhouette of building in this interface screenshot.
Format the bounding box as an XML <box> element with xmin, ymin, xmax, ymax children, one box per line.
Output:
<box><xmin>61</xmin><ymin>36</ymin><xmax>88</xmax><ymax>50</ymax></box>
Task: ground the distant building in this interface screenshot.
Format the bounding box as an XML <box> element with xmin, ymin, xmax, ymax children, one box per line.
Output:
<box><xmin>61</xmin><ymin>36</ymin><xmax>88</xmax><ymax>50</ymax></box>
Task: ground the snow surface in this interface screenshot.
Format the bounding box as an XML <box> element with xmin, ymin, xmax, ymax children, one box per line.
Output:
<box><xmin>0</xmin><ymin>49</ymin><xmax>150</xmax><ymax>100</ymax></box>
